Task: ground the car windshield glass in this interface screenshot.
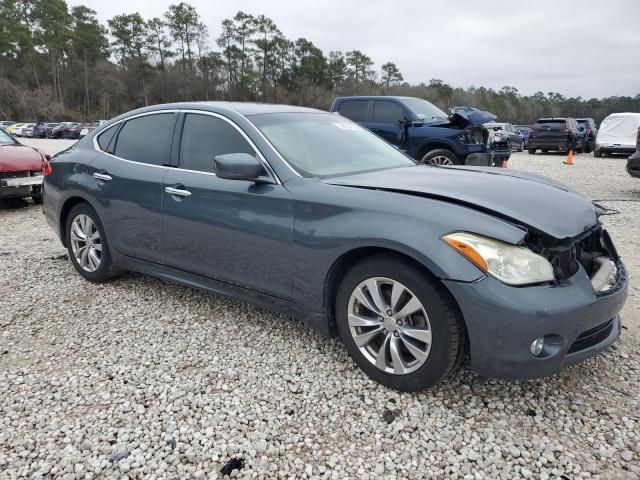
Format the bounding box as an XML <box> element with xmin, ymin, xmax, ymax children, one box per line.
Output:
<box><xmin>400</xmin><ymin>98</ymin><xmax>447</xmax><ymax>120</ymax></box>
<box><xmin>249</xmin><ymin>113</ymin><xmax>416</xmax><ymax>178</ymax></box>
<box><xmin>0</xmin><ymin>129</ymin><xmax>15</xmax><ymax>144</ymax></box>
<box><xmin>485</xmin><ymin>123</ymin><xmax>505</xmax><ymax>130</ymax></box>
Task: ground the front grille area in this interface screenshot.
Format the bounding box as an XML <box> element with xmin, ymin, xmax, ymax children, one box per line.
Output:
<box><xmin>568</xmin><ymin>318</ymin><xmax>614</xmax><ymax>354</ymax></box>
<box><xmin>528</xmin><ymin>225</ymin><xmax>618</xmax><ymax>282</ymax></box>
<box><xmin>493</xmin><ymin>142</ymin><xmax>510</xmax><ymax>152</ymax></box>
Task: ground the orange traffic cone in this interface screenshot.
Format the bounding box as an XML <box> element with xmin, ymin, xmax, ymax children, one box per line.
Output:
<box><xmin>564</xmin><ymin>149</ymin><xmax>574</xmax><ymax>165</ymax></box>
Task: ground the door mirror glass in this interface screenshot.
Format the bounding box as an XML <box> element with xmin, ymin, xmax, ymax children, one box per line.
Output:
<box><xmin>214</xmin><ymin>153</ymin><xmax>263</xmax><ymax>181</ymax></box>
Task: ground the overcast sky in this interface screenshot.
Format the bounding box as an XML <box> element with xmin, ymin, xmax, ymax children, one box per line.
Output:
<box><xmin>68</xmin><ymin>0</ymin><xmax>640</xmax><ymax>99</ymax></box>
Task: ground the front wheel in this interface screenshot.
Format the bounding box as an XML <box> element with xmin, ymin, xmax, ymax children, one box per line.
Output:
<box><xmin>65</xmin><ymin>203</ymin><xmax>123</xmax><ymax>282</ymax></box>
<box><xmin>336</xmin><ymin>255</ymin><xmax>464</xmax><ymax>391</ymax></box>
<box><xmin>528</xmin><ymin>148</ymin><xmax>536</xmax><ymax>154</ymax></box>
<box><xmin>420</xmin><ymin>149</ymin><xmax>461</xmax><ymax>166</ymax></box>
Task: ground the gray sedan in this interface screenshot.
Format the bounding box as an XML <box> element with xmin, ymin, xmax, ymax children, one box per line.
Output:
<box><xmin>42</xmin><ymin>102</ymin><xmax>627</xmax><ymax>391</ymax></box>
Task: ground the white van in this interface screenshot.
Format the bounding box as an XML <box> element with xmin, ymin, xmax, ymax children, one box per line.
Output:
<box><xmin>595</xmin><ymin>112</ymin><xmax>640</xmax><ymax>157</ymax></box>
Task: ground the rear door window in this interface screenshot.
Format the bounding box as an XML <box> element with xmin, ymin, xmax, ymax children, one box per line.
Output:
<box><xmin>179</xmin><ymin>114</ymin><xmax>255</xmax><ymax>173</ymax></box>
<box><xmin>372</xmin><ymin>101</ymin><xmax>405</xmax><ymax>123</ymax></box>
<box><xmin>113</xmin><ymin>113</ymin><xmax>176</xmax><ymax>165</ymax></box>
<box><xmin>535</xmin><ymin>119</ymin><xmax>567</xmax><ymax>130</ymax></box>
<box><xmin>337</xmin><ymin>101</ymin><xmax>369</xmax><ymax>122</ymax></box>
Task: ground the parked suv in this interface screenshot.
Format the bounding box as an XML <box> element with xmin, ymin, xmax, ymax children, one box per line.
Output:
<box><xmin>576</xmin><ymin>118</ymin><xmax>598</xmax><ymax>153</ymax></box>
<box><xmin>330</xmin><ymin>96</ymin><xmax>495</xmax><ymax>166</ymax></box>
<box><xmin>528</xmin><ymin>118</ymin><xmax>584</xmax><ymax>154</ymax></box>
<box><xmin>626</xmin><ymin>127</ymin><xmax>640</xmax><ymax>178</ymax></box>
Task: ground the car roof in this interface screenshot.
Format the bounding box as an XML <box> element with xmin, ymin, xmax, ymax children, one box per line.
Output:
<box><xmin>125</xmin><ymin>101</ymin><xmax>323</xmax><ymax>117</ymax></box>
<box><xmin>334</xmin><ymin>96</ymin><xmax>419</xmax><ymax>102</ymax></box>
<box><xmin>603</xmin><ymin>112</ymin><xmax>640</xmax><ymax>118</ymax></box>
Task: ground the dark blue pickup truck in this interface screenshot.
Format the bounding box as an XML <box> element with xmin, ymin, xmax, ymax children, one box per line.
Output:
<box><xmin>330</xmin><ymin>96</ymin><xmax>496</xmax><ymax>166</ymax></box>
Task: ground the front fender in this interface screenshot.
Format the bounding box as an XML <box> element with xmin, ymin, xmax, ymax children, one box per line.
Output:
<box><xmin>286</xmin><ymin>179</ymin><xmax>527</xmax><ymax>314</ymax></box>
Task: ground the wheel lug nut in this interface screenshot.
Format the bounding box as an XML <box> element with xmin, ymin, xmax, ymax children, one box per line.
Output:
<box><xmin>383</xmin><ymin>329</ymin><xmax>388</xmax><ymax>335</ymax></box>
<box><xmin>386</xmin><ymin>309</ymin><xmax>392</xmax><ymax>316</ymax></box>
<box><xmin>393</xmin><ymin>332</ymin><xmax>399</xmax><ymax>337</ymax></box>
<box><xmin>378</xmin><ymin>316</ymin><xmax>383</xmax><ymax>321</ymax></box>
<box><xmin>396</xmin><ymin>320</ymin><xmax>403</xmax><ymax>326</ymax></box>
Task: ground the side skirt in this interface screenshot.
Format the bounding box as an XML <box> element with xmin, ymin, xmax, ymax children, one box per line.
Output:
<box><xmin>110</xmin><ymin>251</ymin><xmax>332</xmax><ymax>336</ymax></box>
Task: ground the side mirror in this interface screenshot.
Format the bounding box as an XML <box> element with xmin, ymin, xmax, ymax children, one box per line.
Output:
<box><xmin>214</xmin><ymin>153</ymin><xmax>264</xmax><ymax>181</ymax></box>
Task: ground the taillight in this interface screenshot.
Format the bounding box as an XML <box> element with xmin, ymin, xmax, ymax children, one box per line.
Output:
<box><xmin>587</xmin><ymin>128</ymin><xmax>592</xmax><ymax>135</ymax></box>
<box><xmin>42</xmin><ymin>160</ymin><xmax>52</xmax><ymax>176</ymax></box>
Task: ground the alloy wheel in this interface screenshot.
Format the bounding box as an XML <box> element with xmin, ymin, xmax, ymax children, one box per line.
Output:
<box><xmin>425</xmin><ymin>155</ymin><xmax>453</xmax><ymax>166</ymax></box>
<box><xmin>70</xmin><ymin>214</ymin><xmax>102</xmax><ymax>272</ymax></box>
<box><xmin>347</xmin><ymin>277</ymin><xmax>432</xmax><ymax>375</ymax></box>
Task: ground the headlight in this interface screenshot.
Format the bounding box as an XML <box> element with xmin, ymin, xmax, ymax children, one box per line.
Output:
<box><xmin>442</xmin><ymin>232</ymin><xmax>555</xmax><ymax>286</ymax></box>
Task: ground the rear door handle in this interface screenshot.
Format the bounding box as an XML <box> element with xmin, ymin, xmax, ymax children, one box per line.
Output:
<box><xmin>164</xmin><ymin>186</ymin><xmax>192</xmax><ymax>197</ymax></box>
<box><xmin>93</xmin><ymin>172</ymin><xmax>112</xmax><ymax>181</ymax></box>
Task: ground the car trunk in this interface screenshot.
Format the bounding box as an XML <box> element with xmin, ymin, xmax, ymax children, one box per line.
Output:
<box><xmin>530</xmin><ymin>120</ymin><xmax>570</xmax><ymax>144</ymax></box>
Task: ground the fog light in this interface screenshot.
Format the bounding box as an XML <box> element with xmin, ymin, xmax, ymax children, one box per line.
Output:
<box><xmin>530</xmin><ymin>337</ymin><xmax>544</xmax><ymax>356</ymax></box>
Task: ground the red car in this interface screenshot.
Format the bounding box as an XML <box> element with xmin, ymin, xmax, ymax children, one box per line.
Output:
<box><xmin>0</xmin><ymin>128</ymin><xmax>49</xmax><ymax>203</ymax></box>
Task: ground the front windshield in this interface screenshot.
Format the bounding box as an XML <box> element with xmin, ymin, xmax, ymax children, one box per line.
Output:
<box><xmin>249</xmin><ymin>113</ymin><xmax>416</xmax><ymax>178</ymax></box>
<box><xmin>485</xmin><ymin>123</ymin><xmax>505</xmax><ymax>131</ymax></box>
<box><xmin>0</xmin><ymin>129</ymin><xmax>16</xmax><ymax>144</ymax></box>
<box><xmin>400</xmin><ymin>98</ymin><xmax>447</xmax><ymax>120</ymax></box>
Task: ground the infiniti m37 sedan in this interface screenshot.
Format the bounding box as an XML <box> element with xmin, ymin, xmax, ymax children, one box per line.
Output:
<box><xmin>42</xmin><ymin>102</ymin><xmax>627</xmax><ymax>391</ymax></box>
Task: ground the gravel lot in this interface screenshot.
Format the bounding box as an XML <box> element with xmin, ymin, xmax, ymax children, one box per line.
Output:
<box><xmin>1</xmin><ymin>140</ymin><xmax>639</xmax><ymax>479</ymax></box>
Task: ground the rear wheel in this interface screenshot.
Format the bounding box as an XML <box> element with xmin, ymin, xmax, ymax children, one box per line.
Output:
<box><xmin>65</xmin><ymin>203</ymin><xmax>122</xmax><ymax>283</ymax></box>
<box><xmin>528</xmin><ymin>148</ymin><xmax>536</xmax><ymax>154</ymax></box>
<box><xmin>420</xmin><ymin>149</ymin><xmax>461</xmax><ymax>166</ymax></box>
<box><xmin>594</xmin><ymin>149</ymin><xmax>602</xmax><ymax>158</ymax></box>
<box><xmin>336</xmin><ymin>255</ymin><xmax>463</xmax><ymax>391</ymax></box>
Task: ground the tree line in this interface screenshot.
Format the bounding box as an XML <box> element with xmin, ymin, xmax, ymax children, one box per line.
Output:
<box><xmin>1</xmin><ymin>0</ymin><xmax>638</xmax><ymax>125</ymax></box>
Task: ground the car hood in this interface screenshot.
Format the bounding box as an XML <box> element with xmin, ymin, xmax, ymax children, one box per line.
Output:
<box><xmin>0</xmin><ymin>144</ymin><xmax>45</xmax><ymax>171</ymax></box>
<box><xmin>447</xmin><ymin>106</ymin><xmax>497</xmax><ymax>129</ymax></box>
<box><xmin>325</xmin><ymin>165</ymin><xmax>598</xmax><ymax>240</ymax></box>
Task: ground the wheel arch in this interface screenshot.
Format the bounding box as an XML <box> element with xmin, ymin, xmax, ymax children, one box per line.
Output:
<box><xmin>322</xmin><ymin>246</ymin><xmax>468</xmax><ymax>346</ymax></box>
<box><xmin>58</xmin><ymin>195</ymin><xmax>97</xmax><ymax>247</ymax></box>
<box><xmin>416</xmin><ymin>140</ymin><xmax>458</xmax><ymax>160</ymax></box>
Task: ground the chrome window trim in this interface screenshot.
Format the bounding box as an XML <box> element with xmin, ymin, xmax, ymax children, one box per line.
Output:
<box><xmin>92</xmin><ymin>108</ymin><xmax>282</xmax><ymax>184</ymax></box>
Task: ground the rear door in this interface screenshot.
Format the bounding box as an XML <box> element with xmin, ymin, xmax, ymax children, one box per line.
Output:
<box><xmin>161</xmin><ymin>112</ymin><xmax>294</xmax><ymax>298</ymax></box>
<box><xmin>336</xmin><ymin>100</ymin><xmax>370</xmax><ymax>126</ymax></box>
<box><xmin>368</xmin><ymin>100</ymin><xmax>407</xmax><ymax>147</ymax></box>
<box><xmin>88</xmin><ymin>111</ymin><xmax>178</xmax><ymax>263</ymax></box>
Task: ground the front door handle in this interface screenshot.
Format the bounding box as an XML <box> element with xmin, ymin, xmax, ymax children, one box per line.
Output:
<box><xmin>93</xmin><ymin>172</ymin><xmax>112</xmax><ymax>181</ymax></box>
<box><xmin>164</xmin><ymin>186</ymin><xmax>192</xmax><ymax>197</ymax></box>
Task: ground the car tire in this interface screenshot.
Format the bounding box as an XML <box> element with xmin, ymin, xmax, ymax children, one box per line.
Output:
<box><xmin>420</xmin><ymin>149</ymin><xmax>461</xmax><ymax>166</ymax></box>
<box><xmin>65</xmin><ymin>202</ymin><xmax>123</xmax><ymax>283</ymax></box>
<box><xmin>335</xmin><ymin>255</ymin><xmax>464</xmax><ymax>392</ymax></box>
<box><xmin>31</xmin><ymin>187</ymin><xmax>42</xmax><ymax>204</ymax></box>
<box><xmin>517</xmin><ymin>142</ymin><xmax>524</xmax><ymax>152</ymax></box>
<box><xmin>528</xmin><ymin>148</ymin><xmax>536</xmax><ymax>154</ymax></box>
<box><xmin>583</xmin><ymin>142</ymin><xmax>592</xmax><ymax>154</ymax></box>
<box><xmin>594</xmin><ymin>149</ymin><xmax>602</xmax><ymax>158</ymax></box>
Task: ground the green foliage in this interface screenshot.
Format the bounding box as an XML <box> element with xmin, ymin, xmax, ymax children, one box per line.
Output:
<box><xmin>0</xmin><ymin>2</ymin><xmax>638</xmax><ymax>122</ymax></box>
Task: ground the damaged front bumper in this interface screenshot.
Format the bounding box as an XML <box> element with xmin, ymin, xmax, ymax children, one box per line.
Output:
<box><xmin>443</xmin><ymin>260</ymin><xmax>627</xmax><ymax>379</ymax></box>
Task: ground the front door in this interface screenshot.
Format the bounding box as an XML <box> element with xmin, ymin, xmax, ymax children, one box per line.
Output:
<box><xmin>161</xmin><ymin>112</ymin><xmax>294</xmax><ymax>299</ymax></box>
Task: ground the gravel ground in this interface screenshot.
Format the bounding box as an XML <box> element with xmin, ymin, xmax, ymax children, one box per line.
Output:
<box><xmin>1</xmin><ymin>141</ymin><xmax>639</xmax><ymax>479</ymax></box>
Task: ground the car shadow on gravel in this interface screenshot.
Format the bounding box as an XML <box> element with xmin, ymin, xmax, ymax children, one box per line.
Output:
<box><xmin>0</xmin><ymin>198</ymin><xmax>32</xmax><ymax>209</ymax></box>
